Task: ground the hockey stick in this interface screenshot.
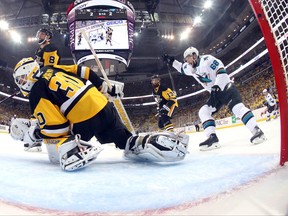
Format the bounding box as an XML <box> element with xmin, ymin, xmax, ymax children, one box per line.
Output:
<box><xmin>167</xmin><ymin>64</ymin><xmax>177</xmax><ymax>95</ymax></box>
<box><xmin>0</xmin><ymin>91</ymin><xmax>20</xmax><ymax>105</ymax></box>
<box><xmin>81</xmin><ymin>29</ymin><xmax>112</xmax><ymax>89</ymax></box>
<box><xmin>80</xmin><ymin>29</ymin><xmax>135</xmax><ymax>134</ymax></box>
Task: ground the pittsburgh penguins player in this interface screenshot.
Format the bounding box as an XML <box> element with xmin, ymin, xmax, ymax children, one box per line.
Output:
<box><xmin>29</xmin><ymin>28</ymin><xmax>60</xmax><ymax>152</ymax></box>
<box><xmin>151</xmin><ymin>75</ymin><xmax>178</xmax><ymax>131</ymax></box>
<box><xmin>35</xmin><ymin>28</ymin><xmax>60</xmax><ymax>68</ymax></box>
<box><xmin>10</xmin><ymin>58</ymin><xmax>189</xmax><ymax>171</ymax></box>
<box><xmin>105</xmin><ymin>27</ymin><xmax>113</xmax><ymax>46</ymax></box>
<box><xmin>163</xmin><ymin>47</ymin><xmax>266</xmax><ymax>151</ymax></box>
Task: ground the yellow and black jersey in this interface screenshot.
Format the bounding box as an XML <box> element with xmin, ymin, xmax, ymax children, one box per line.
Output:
<box><xmin>35</xmin><ymin>43</ymin><xmax>60</xmax><ymax>68</ymax></box>
<box><xmin>152</xmin><ymin>84</ymin><xmax>178</xmax><ymax>109</ymax></box>
<box><xmin>29</xmin><ymin>65</ymin><xmax>108</xmax><ymax>138</ymax></box>
<box><xmin>52</xmin><ymin>64</ymin><xmax>104</xmax><ymax>89</ymax></box>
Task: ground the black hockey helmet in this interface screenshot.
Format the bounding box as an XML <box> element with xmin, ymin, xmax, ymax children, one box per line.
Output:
<box><xmin>36</xmin><ymin>28</ymin><xmax>53</xmax><ymax>44</ymax></box>
<box><xmin>151</xmin><ymin>74</ymin><xmax>160</xmax><ymax>81</ymax></box>
<box><xmin>151</xmin><ymin>74</ymin><xmax>161</xmax><ymax>88</ymax></box>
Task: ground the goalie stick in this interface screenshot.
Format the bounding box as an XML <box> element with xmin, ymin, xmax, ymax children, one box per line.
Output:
<box><xmin>80</xmin><ymin>29</ymin><xmax>135</xmax><ymax>135</ymax></box>
<box><xmin>0</xmin><ymin>91</ymin><xmax>20</xmax><ymax>105</ymax></box>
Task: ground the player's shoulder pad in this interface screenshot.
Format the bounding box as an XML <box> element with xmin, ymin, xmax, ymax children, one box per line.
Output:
<box><xmin>159</xmin><ymin>83</ymin><xmax>168</xmax><ymax>90</ymax></box>
<box><xmin>181</xmin><ymin>62</ymin><xmax>195</xmax><ymax>75</ymax></box>
<box><xmin>40</xmin><ymin>66</ymin><xmax>55</xmax><ymax>78</ymax></box>
<box><xmin>43</xmin><ymin>43</ymin><xmax>59</xmax><ymax>52</ymax></box>
<box><xmin>202</xmin><ymin>54</ymin><xmax>213</xmax><ymax>61</ymax></box>
<box><xmin>40</xmin><ymin>65</ymin><xmax>53</xmax><ymax>72</ymax></box>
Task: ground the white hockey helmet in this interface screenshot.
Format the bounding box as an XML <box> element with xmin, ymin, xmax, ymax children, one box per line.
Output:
<box><xmin>263</xmin><ymin>89</ymin><xmax>268</xmax><ymax>94</ymax></box>
<box><xmin>183</xmin><ymin>46</ymin><xmax>199</xmax><ymax>59</ymax></box>
<box><xmin>13</xmin><ymin>57</ymin><xmax>40</xmax><ymax>97</ymax></box>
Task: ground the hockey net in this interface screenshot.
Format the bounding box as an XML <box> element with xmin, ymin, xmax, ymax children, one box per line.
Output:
<box><xmin>249</xmin><ymin>0</ymin><xmax>288</xmax><ymax>165</ymax></box>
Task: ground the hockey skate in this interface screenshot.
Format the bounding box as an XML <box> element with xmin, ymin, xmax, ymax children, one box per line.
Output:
<box><xmin>199</xmin><ymin>133</ymin><xmax>220</xmax><ymax>151</ymax></box>
<box><xmin>250</xmin><ymin>126</ymin><xmax>266</xmax><ymax>144</ymax></box>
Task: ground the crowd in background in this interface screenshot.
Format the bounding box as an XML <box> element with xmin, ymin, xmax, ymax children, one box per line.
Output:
<box><xmin>0</xmin><ymin>56</ymin><xmax>277</xmax><ymax>133</ymax></box>
<box><xmin>122</xmin><ymin>57</ymin><xmax>277</xmax><ymax>132</ymax></box>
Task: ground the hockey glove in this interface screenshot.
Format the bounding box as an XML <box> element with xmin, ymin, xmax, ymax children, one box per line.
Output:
<box><xmin>210</xmin><ymin>85</ymin><xmax>221</xmax><ymax>100</ymax></box>
<box><xmin>23</xmin><ymin>125</ymin><xmax>43</xmax><ymax>148</ymax></box>
<box><xmin>159</xmin><ymin>104</ymin><xmax>170</xmax><ymax>116</ymax></box>
<box><xmin>162</xmin><ymin>54</ymin><xmax>175</xmax><ymax>67</ymax></box>
<box><xmin>101</xmin><ymin>81</ymin><xmax>124</xmax><ymax>98</ymax></box>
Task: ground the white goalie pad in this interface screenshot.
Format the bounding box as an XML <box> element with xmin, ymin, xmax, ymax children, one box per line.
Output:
<box><xmin>124</xmin><ymin>132</ymin><xmax>189</xmax><ymax>162</ymax></box>
<box><xmin>58</xmin><ymin>135</ymin><xmax>103</xmax><ymax>171</ymax></box>
<box><xmin>10</xmin><ymin>118</ymin><xmax>30</xmax><ymax>141</ymax></box>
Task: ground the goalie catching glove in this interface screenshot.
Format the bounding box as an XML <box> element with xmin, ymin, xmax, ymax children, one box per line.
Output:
<box><xmin>10</xmin><ymin>118</ymin><xmax>43</xmax><ymax>150</ymax></box>
<box><xmin>124</xmin><ymin>131</ymin><xmax>189</xmax><ymax>162</ymax></box>
<box><xmin>100</xmin><ymin>80</ymin><xmax>124</xmax><ymax>98</ymax></box>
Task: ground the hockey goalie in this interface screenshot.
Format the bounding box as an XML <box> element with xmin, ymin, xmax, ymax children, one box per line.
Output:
<box><xmin>10</xmin><ymin>118</ymin><xmax>189</xmax><ymax>171</ymax></box>
<box><xmin>10</xmin><ymin>57</ymin><xmax>189</xmax><ymax>171</ymax></box>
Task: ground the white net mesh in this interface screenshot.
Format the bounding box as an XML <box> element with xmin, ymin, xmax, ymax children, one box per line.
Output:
<box><xmin>260</xmin><ymin>0</ymin><xmax>288</xmax><ymax>91</ymax></box>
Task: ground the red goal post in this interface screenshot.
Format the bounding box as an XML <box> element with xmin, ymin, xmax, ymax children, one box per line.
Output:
<box><xmin>249</xmin><ymin>0</ymin><xmax>288</xmax><ymax>166</ymax></box>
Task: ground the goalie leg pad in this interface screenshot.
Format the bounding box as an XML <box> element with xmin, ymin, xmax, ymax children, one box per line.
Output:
<box><xmin>58</xmin><ymin>135</ymin><xmax>103</xmax><ymax>171</ymax></box>
<box><xmin>124</xmin><ymin>132</ymin><xmax>189</xmax><ymax>162</ymax></box>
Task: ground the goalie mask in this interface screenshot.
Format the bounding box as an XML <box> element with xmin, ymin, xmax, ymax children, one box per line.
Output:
<box><xmin>36</xmin><ymin>28</ymin><xmax>53</xmax><ymax>45</ymax></box>
<box><xmin>183</xmin><ymin>46</ymin><xmax>199</xmax><ymax>68</ymax></box>
<box><xmin>13</xmin><ymin>57</ymin><xmax>41</xmax><ymax>97</ymax></box>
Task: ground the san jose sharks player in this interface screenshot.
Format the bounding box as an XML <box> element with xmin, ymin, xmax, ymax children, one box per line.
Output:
<box><xmin>163</xmin><ymin>47</ymin><xmax>266</xmax><ymax>151</ymax></box>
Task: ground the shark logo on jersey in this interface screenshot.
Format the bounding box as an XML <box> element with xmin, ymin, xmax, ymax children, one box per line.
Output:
<box><xmin>196</xmin><ymin>74</ymin><xmax>212</xmax><ymax>83</ymax></box>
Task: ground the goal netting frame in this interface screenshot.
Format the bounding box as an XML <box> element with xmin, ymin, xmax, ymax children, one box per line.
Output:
<box><xmin>249</xmin><ymin>0</ymin><xmax>288</xmax><ymax>166</ymax></box>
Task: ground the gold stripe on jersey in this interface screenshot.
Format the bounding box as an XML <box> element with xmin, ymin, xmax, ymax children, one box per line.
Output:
<box><xmin>164</xmin><ymin>123</ymin><xmax>174</xmax><ymax>131</ymax></box>
<box><xmin>43</xmin><ymin>50</ymin><xmax>60</xmax><ymax>66</ymax></box>
<box><xmin>53</xmin><ymin>65</ymin><xmax>90</xmax><ymax>80</ymax></box>
<box><xmin>80</xmin><ymin>66</ymin><xmax>90</xmax><ymax>80</ymax></box>
<box><xmin>167</xmin><ymin>103</ymin><xmax>177</xmax><ymax>117</ymax></box>
<box><xmin>34</xmin><ymin>98</ymin><xmax>70</xmax><ymax>137</ymax></box>
<box><xmin>53</xmin><ymin>64</ymin><xmax>78</xmax><ymax>73</ymax></box>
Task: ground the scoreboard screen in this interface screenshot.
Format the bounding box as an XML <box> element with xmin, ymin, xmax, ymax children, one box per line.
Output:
<box><xmin>75</xmin><ymin>19</ymin><xmax>129</xmax><ymax>50</ymax></box>
<box><xmin>75</xmin><ymin>8</ymin><xmax>127</xmax><ymax>20</ymax></box>
<box><xmin>67</xmin><ymin>0</ymin><xmax>135</xmax><ymax>68</ymax></box>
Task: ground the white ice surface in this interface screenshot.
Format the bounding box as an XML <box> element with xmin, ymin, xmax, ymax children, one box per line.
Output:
<box><xmin>0</xmin><ymin>118</ymin><xmax>287</xmax><ymax>215</ymax></box>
